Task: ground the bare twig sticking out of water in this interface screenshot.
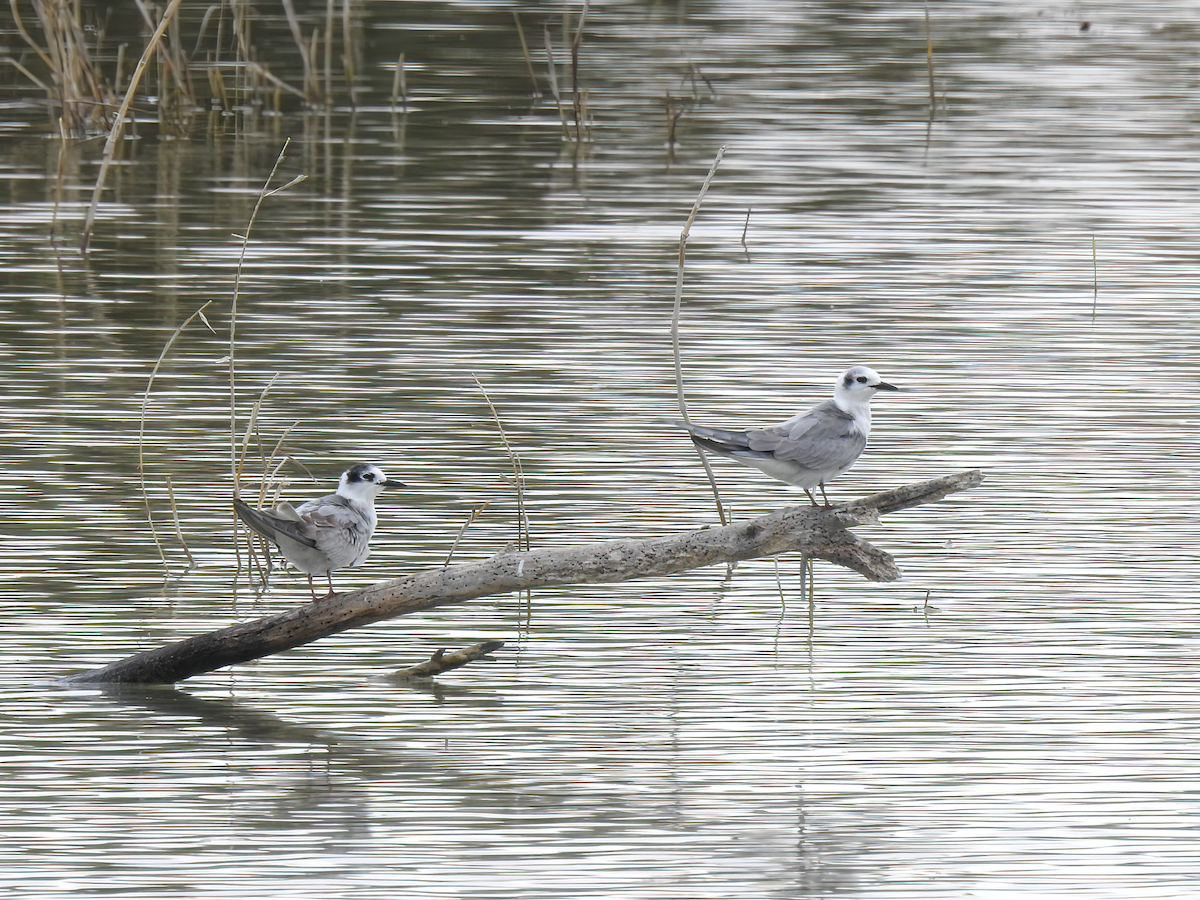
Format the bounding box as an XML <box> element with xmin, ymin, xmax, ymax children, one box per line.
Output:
<box><xmin>543</xmin><ymin>25</ymin><xmax>570</xmax><ymax>139</ymax></box>
<box><xmin>665</xmin><ymin>93</ymin><xmax>684</xmax><ymax>146</ymax></box>
<box><xmin>569</xmin><ymin>1</ymin><xmax>589</xmax><ymax>146</ymax></box>
<box><xmin>79</xmin><ymin>0</ymin><xmax>185</xmax><ymax>255</ymax></box>
<box><xmin>673</xmin><ymin>146</ymin><xmax>729</xmax><ymax>526</ymax></box>
<box><xmin>139</xmin><ymin>300</ymin><xmax>215</xmax><ymax>573</ymax></box>
<box><xmin>472</xmin><ymin>376</ymin><xmax>530</xmax><ymax>553</ymax></box>
<box><xmin>542</xmin><ymin>4</ymin><xmax>590</xmax><ymax>145</ymax></box>
<box><xmin>340</xmin><ymin>0</ymin><xmax>356</xmax><ymax>104</ymax></box>
<box><xmin>924</xmin><ymin>2</ymin><xmax>936</xmax><ymax>114</ymax></box>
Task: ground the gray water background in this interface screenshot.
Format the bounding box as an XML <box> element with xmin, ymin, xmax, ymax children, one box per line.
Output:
<box><xmin>3</xmin><ymin>1</ymin><xmax>1200</xmax><ymax>897</ymax></box>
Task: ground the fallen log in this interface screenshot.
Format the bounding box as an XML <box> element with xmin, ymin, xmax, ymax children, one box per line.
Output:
<box><xmin>64</xmin><ymin>469</ymin><xmax>982</xmax><ymax>685</ymax></box>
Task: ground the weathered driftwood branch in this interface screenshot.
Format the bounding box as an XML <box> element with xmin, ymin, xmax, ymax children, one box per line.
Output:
<box><xmin>65</xmin><ymin>469</ymin><xmax>983</xmax><ymax>685</ymax></box>
<box><xmin>391</xmin><ymin>641</ymin><xmax>506</xmax><ymax>679</ymax></box>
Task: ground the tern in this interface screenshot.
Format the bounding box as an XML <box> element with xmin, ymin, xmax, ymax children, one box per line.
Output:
<box><xmin>671</xmin><ymin>365</ymin><xmax>900</xmax><ymax>506</ymax></box>
<box><xmin>234</xmin><ymin>463</ymin><xmax>403</xmax><ymax>599</ymax></box>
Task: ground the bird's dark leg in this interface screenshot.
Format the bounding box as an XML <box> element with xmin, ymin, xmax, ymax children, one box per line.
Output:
<box><xmin>307</xmin><ymin>574</ymin><xmax>320</xmax><ymax>601</ymax></box>
<box><xmin>802</xmin><ymin>487</ymin><xmax>820</xmax><ymax>507</ymax></box>
<box><xmin>818</xmin><ymin>481</ymin><xmax>832</xmax><ymax>508</ymax></box>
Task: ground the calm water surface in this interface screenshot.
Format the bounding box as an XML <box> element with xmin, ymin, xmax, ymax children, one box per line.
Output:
<box><xmin>3</xmin><ymin>1</ymin><xmax>1200</xmax><ymax>897</ymax></box>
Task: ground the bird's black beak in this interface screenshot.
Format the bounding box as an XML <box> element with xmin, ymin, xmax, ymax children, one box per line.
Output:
<box><xmin>381</xmin><ymin>479</ymin><xmax>406</xmax><ymax>489</ymax></box>
<box><xmin>875</xmin><ymin>381</ymin><xmax>901</xmax><ymax>392</ymax></box>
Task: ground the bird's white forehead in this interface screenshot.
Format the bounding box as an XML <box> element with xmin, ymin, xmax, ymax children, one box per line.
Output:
<box><xmin>843</xmin><ymin>365</ymin><xmax>882</xmax><ymax>382</ymax></box>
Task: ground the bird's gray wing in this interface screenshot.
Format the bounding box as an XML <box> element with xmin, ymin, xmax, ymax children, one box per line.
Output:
<box><xmin>746</xmin><ymin>403</ymin><xmax>865</xmax><ymax>469</ymax></box>
<box><xmin>667</xmin><ymin>419</ymin><xmax>754</xmax><ymax>450</ymax></box>
<box><xmin>294</xmin><ymin>496</ymin><xmax>371</xmax><ymax>567</ymax></box>
<box><xmin>233</xmin><ymin>497</ymin><xmax>320</xmax><ymax>549</ymax></box>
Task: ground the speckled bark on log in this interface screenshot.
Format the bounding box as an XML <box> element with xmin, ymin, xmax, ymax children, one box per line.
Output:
<box><xmin>65</xmin><ymin>469</ymin><xmax>983</xmax><ymax>685</ymax></box>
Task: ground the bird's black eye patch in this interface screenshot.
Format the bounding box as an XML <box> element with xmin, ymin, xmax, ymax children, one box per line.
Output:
<box><xmin>363</xmin><ymin>471</ymin><xmax>375</xmax><ymax>481</ymax></box>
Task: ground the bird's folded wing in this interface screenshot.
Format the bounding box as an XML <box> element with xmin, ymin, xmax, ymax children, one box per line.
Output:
<box><xmin>747</xmin><ymin>417</ymin><xmax>865</xmax><ymax>468</ymax></box>
<box><xmin>302</xmin><ymin>499</ymin><xmax>368</xmax><ymax>543</ymax></box>
<box><xmin>233</xmin><ymin>498</ymin><xmax>320</xmax><ymax>549</ymax></box>
<box><xmin>673</xmin><ymin>421</ymin><xmax>754</xmax><ymax>449</ymax></box>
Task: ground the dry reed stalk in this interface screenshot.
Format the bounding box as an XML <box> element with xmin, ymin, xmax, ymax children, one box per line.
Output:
<box><xmin>207</xmin><ymin>65</ymin><xmax>229</xmax><ymax>111</ymax></box>
<box><xmin>472</xmin><ymin>375</ymin><xmax>529</xmax><ymax>552</ymax></box>
<box><xmin>131</xmin><ymin>0</ymin><xmax>195</xmax><ymax>130</ymax></box>
<box><xmin>512</xmin><ymin>11</ymin><xmax>538</xmax><ymax>94</ymax></box>
<box><xmin>543</xmin><ymin>25</ymin><xmax>569</xmax><ymax>139</ymax></box>
<box><xmin>341</xmin><ymin>0</ymin><xmax>354</xmax><ymax>102</ymax></box>
<box><xmin>225</xmin><ymin>141</ymin><xmax>306</xmax><ymax>586</ymax></box>
<box><xmin>673</xmin><ymin>146</ymin><xmax>728</xmax><ymax>525</ymax></box>
<box><xmin>280</xmin><ymin>0</ymin><xmax>319</xmax><ymax>103</ymax></box>
<box><xmin>665</xmin><ymin>93</ymin><xmax>683</xmax><ymax>145</ymax></box>
<box><xmin>50</xmin><ymin>117</ymin><xmax>68</xmax><ymax>237</ymax></box>
<box><xmin>321</xmin><ymin>0</ymin><xmax>334</xmax><ymax>104</ymax></box>
<box><xmin>569</xmin><ymin>1</ymin><xmax>588</xmax><ymax>144</ymax></box>
<box><xmin>244</xmin><ymin>60</ymin><xmax>307</xmax><ymax>102</ymax></box>
<box><xmin>443</xmin><ymin>502</ymin><xmax>491</xmax><ymax>567</ymax></box>
<box><xmin>227</xmin><ymin>141</ymin><xmax>305</xmax><ymax>494</ymax></box>
<box><xmin>11</xmin><ymin>0</ymin><xmax>108</xmax><ymax>136</ymax></box>
<box><xmin>307</xmin><ymin>29</ymin><xmax>320</xmax><ymax>101</ymax></box>
<box><xmin>234</xmin><ymin>373</ymin><xmax>282</xmax><ymax>490</ymax></box>
<box><xmin>924</xmin><ymin>2</ymin><xmax>935</xmax><ymax>113</ymax></box>
<box><xmin>138</xmin><ymin>300</ymin><xmax>215</xmax><ymax>572</ymax></box>
<box><xmin>391</xmin><ymin>52</ymin><xmax>406</xmax><ymax>110</ymax></box>
<box><xmin>164</xmin><ymin>474</ymin><xmax>196</xmax><ymax>569</ymax></box>
<box><xmin>79</xmin><ymin>0</ymin><xmax>185</xmax><ymax>254</ymax></box>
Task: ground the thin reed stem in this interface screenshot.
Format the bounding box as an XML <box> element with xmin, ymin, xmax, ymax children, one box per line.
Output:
<box><xmin>138</xmin><ymin>300</ymin><xmax>215</xmax><ymax>573</ymax></box>
<box><xmin>924</xmin><ymin>2</ymin><xmax>935</xmax><ymax>113</ymax></box>
<box><xmin>472</xmin><ymin>375</ymin><xmax>529</xmax><ymax>552</ymax></box>
<box><xmin>80</xmin><ymin>0</ymin><xmax>185</xmax><ymax>254</ymax></box>
<box><xmin>512</xmin><ymin>11</ymin><xmax>538</xmax><ymax>94</ymax></box>
<box><xmin>443</xmin><ymin>502</ymin><xmax>491</xmax><ymax>567</ymax></box>
<box><xmin>673</xmin><ymin>146</ymin><xmax>728</xmax><ymax>525</ymax></box>
<box><xmin>164</xmin><ymin>475</ymin><xmax>196</xmax><ymax>569</ymax></box>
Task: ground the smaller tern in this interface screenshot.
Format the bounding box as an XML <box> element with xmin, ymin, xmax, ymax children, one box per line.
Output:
<box><xmin>670</xmin><ymin>365</ymin><xmax>900</xmax><ymax>506</ymax></box>
<box><xmin>234</xmin><ymin>463</ymin><xmax>403</xmax><ymax>599</ymax></box>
